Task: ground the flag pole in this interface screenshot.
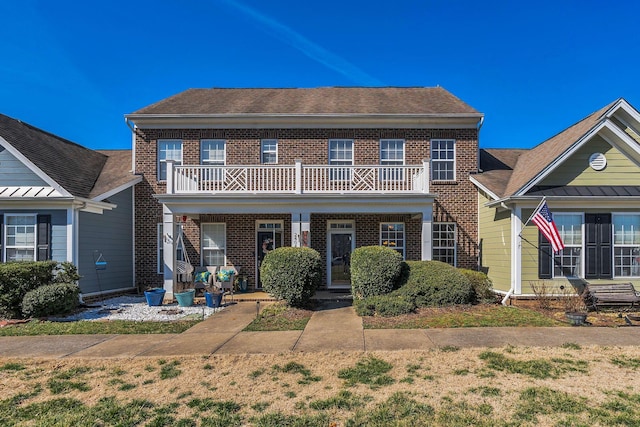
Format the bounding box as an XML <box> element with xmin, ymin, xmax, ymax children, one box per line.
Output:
<box><xmin>518</xmin><ymin>196</ymin><xmax>546</xmax><ymax>236</ymax></box>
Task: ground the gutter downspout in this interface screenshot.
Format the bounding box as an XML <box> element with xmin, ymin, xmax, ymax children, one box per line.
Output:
<box><xmin>125</xmin><ymin>117</ymin><xmax>136</xmax><ymax>173</ymax></box>
<box><xmin>476</xmin><ymin>116</ymin><xmax>485</xmax><ymax>172</ymax></box>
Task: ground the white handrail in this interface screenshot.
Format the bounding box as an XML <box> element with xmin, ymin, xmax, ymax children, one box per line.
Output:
<box><xmin>171</xmin><ymin>164</ymin><xmax>429</xmax><ymax>194</ymax></box>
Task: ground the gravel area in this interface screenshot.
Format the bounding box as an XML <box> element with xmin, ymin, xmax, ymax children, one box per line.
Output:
<box><xmin>52</xmin><ymin>295</ymin><xmax>225</xmax><ymax>322</ymax></box>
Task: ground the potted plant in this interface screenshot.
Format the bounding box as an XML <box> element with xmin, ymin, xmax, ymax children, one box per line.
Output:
<box><xmin>174</xmin><ymin>286</ymin><xmax>195</xmax><ymax>307</ymax></box>
<box><xmin>235</xmin><ymin>274</ymin><xmax>249</xmax><ymax>293</ymax></box>
<box><xmin>204</xmin><ymin>288</ymin><xmax>224</xmax><ymax>308</ymax></box>
<box><xmin>561</xmin><ymin>285</ymin><xmax>588</xmax><ymax>326</ymax></box>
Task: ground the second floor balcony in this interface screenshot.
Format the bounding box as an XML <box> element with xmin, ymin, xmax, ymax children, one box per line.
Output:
<box><xmin>165</xmin><ymin>160</ymin><xmax>430</xmax><ymax>195</ymax></box>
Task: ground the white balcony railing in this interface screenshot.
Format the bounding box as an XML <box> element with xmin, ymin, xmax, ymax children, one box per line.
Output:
<box><xmin>166</xmin><ymin>160</ymin><xmax>429</xmax><ymax>195</ymax></box>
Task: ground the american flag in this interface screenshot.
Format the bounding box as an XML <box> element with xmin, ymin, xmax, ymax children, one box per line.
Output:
<box><xmin>532</xmin><ymin>202</ymin><xmax>565</xmax><ymax>253</ymax></box>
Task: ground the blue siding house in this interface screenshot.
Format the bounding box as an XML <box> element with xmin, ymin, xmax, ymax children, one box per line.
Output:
<box><xmin>0</xmin><ymin>114</ymin><xmax>141</xmax><ymax>297</ymax></box>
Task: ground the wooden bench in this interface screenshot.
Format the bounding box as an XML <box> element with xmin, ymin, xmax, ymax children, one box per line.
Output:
<box><xmin>584</xmin><ymin>283</ymin><xmax>640</xmax><ymax>311</ymax></box>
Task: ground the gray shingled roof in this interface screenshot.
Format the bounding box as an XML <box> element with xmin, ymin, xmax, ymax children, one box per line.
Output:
<box><xmin>476</xmin><ymin>101</ymin><xmax>619</xmax><ymax>199</ymax></box>
<box><xmin>132</xmin><ymin>87</ymin><xmax>481</xmax><ymax>116</ymax></box>
<box><xmin>0</xmin><ymin>114</ymin><xmax>132</xmax><ymax>199</ymax></box>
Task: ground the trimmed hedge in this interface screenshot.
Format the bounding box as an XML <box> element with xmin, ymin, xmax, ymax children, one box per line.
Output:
<box><xmin>393</xmin><ymin>260</ymin><xmax>474</xmax><ymax>307</ymax></box>
<box><xmin>22</xmin><ymin>283</ymin><xmax>80</xmax><ymax>318</ymax></box>
<box><xmin>260</xmin><ymin>247</ymin><xmax>322</xmax><ymax>307</ymax></box>
<box><xmin>350</xmin><ymin>246</ymin><xmax>403</xmax><ymax>299</ymax></box>
<box><xmin>0</xmin><ymin>261</ymin><xmax>57</xmax><ymax>319</ymax></box>
<box><xmin>459</xmin><ymin>269</ymin><xmax>495</xmax><ymax>303</ymax></box>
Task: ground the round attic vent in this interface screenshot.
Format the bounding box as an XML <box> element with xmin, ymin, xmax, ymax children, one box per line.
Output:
<box><xmin>589</xmin><ymin>152</ymin><xmax>607</xmax><ymax>171</ymax></box>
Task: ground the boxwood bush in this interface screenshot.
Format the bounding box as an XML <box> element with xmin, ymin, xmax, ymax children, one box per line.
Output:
<box><xmin>459</xmin><ymin>269</ymin><xmax>495</xmax><ymax>303</ymax></box>
<box><xmin>22</xmin><ymin>282</ymin><xmax>80</xmax><ymax>318</ymax></box>
<box><xmin>350</xmin><ymin>246</ymin><xmax>403</xmax><ymax>299</ymax></box>
<box><xmin>393</xmin><ymin>260</ymin><xmax>474</xmax><ymax>307</ymax></box>
<box><xmin>260</xmin><ymin>247</ymin><xmax>322</xmax><ymax>307</ymax></box>
<box><xmin>0</xmin><ymin>261</ymin><xmax>58</xmax><ymax>319</ymax></box>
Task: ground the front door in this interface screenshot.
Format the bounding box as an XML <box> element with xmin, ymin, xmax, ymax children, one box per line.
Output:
<box><xmin>327</xmin><ymin>221</ymin><xmax>355</xmax><ymax>288</ymax></box>
<box><xmin>256</xmin><ymin>222</ymin><xmax>283</xmax><ymax>289</ymax></box>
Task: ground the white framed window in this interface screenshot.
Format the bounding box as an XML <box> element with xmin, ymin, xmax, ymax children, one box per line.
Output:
<box><xmin>380</xmin><ymin>223</ymin><xmax>405</xmax><ymax>258</ymax></box>
<box><xmin>202</xmin><ymin>223</ymin><xmax>226</xmax><ymax>267</ymax></box>
<box><xmin>552</xmin><ymin>214</ymin><xmax>582</xmax><ymax>278</ymax></box>
<box><xmin>431</xmin><ymin>139</ymin><xmax>455</xmax><ymax>181</ymax></box>
<box><xmin>380</xmin><ymin>139</ymin><xmax>405</xmax><ymax>181</ymax></box>
<box><xmin>433</xmin><ymin>222</ymin><xmax>456</xmax><ymax>266</ymax></box>
<box><xmin>613</xmin><ymin>213</ymin><xmax>640</xmax><ymax>277</ymax></box>
<box><xmin>261</xmin><ymin>139</ymin><xmax>278</xmax><ymax>164</ymax></box>
<box><xmin>201</xmin><ymin>139</ymin><xmax>226</xmax><ymax>181</ymax></box>
<box><xmin>5</xmin><ymin>214</ymin><xmax>37</xmax><ymax>262</ymax></box>
<box><xmin>329</xmin><ymin>139</ymin><xmax>353</xmax><ymax>181</ymax></box>
<box><xmin>157</xmin><ymin>139</ymin><xmax>182</xmax><ymax>181</ymax></box>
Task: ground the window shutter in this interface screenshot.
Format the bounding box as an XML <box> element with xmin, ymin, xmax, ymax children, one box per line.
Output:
<box><xmin>0</xmin><ymin>214</ymin><xmax>3</xmax><ymax>262</ymax></box>
<box><xmin>538</xmin><ymin>231</ymin><xmax>553</xmax><ymax>279</ymax></box>
<box><xmin>585</xmin><ymin>214</ymin><xmax>612</xmax><ymax>279</ymax></box>
<box><xmin>37</xmin><ymin>214</ymin><xmax>51</xmax><ymax>261</ymax></box>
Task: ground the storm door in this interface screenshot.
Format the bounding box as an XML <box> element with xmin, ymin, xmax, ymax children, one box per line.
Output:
<box><xmin>256</xmin><ymin>222</ymin><xmax>283</xmax><ymax>289</ymax></box>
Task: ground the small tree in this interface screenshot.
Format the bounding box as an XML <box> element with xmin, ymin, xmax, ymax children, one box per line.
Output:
<box><xmin>260</xmin><ymin>247</ymin><xmax>322</xmax><ymax>307</ymax></box>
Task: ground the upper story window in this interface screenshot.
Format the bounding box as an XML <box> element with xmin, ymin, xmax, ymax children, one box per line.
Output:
<box><xmin>380</xmin><ymin>139</ymin><xmax>405</xmax><ymax>181</ymax></box>
<box><xmin>157</xmin><ymin>139</ymin><xmax>182</xmax><ymax>181</ymax></box>
<box><xmin>4</xmin><ymin>214</ymin><xmax>37</xmax><ymax>262</ymax></box>
<box><xmin>431</xmin><ymin>139</ymin><xmax>455</xmax><ymax>181</ymax></box>
<box><xmin>329</xmin><ymin>139</ymin><xmax>353</xmax><ymax>181</ymax></box>
<box><xmin>201</xmin><ymin>139</ymin><xmax>226</xmax><ymax>166</ymax></box>
<box><xmin>261</xmin><ymin>139</ymin><xmax>278</xmax><ymax>164</ymax></box>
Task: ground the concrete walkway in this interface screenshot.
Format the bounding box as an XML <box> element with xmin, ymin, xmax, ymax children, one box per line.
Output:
<box><xmin>0</xmin><ymin>301</ymin><xmax>639</xmax><ymax>359</ymax></box>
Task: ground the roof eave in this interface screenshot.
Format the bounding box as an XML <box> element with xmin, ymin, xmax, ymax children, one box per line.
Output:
<box><xmin>125</xmin><ymin>113</ymin><xmax>484</xmax><ymax>129</ymax></box>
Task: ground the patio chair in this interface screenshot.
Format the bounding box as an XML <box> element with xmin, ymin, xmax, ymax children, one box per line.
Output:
<box><xmin>193</xmin><ymin>266</ymin><xmax>217</xmax><ymax>297</ymax></box>
<box><xmin>215</xmin><ymin>266</ymin><xmax>239</xmax><ymax>302</ymax></box>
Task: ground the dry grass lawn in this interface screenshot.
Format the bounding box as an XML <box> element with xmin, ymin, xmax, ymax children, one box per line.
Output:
<box><xmin>2</xmin><ymin>345</ymin><xmax>640</xmax><ymax>426</ymax></box>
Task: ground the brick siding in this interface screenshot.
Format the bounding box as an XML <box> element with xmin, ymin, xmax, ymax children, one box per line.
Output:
<box><xmin>134</xmin><ymin>128</ymin><xmax>479</xmax><ymax>289</ymax></box>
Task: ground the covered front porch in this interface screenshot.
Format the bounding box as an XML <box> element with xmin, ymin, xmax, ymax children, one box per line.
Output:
<box><xmin>156</xmin><ymin>194</ymin><xmax>435</xmax><ymax>298</ymax></box>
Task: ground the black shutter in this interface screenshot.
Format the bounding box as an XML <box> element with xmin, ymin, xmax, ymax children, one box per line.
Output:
<box><xmin>0</xmin><ymin>214</ymin><xmax>3</xmax><ymax>262</ymax></box>
<box><xmin>585</xmin><ymin>214</ymin><xmax>597</xmax><ymax>279</ymax></box>
<box><xmin>36</xmin><ymin>214</ymin><xmax>51</xmax><ymax>261</ymax></box>
<box><xmin>599</xmin><ymin>219</ymin><xmax>612</xmax><ymax>279</ymax></box>
<box><xmin>538</xmin><ymin>231</ymin><xmax>553</xmax><ymax>279</ymax></box>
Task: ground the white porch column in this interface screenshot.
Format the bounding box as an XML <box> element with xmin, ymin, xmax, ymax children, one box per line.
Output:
<box><xmin>512</xmin><ymin>206</ymin><xmax>523</xmax><ymax>295</ymax></box>
<box><xmin>420</xmin><ymin>207</ymin><xmax>433</xmax><ymax>261</ymax></box>
<box><xmin>162</xmin><ymin>205</ymin><xmax>176</xmax><ymax>297</ymax></box>
<box><xmin>291</xmin><ymin>212</ymin><xmax>311</xmax><ymax>247</ymax></box>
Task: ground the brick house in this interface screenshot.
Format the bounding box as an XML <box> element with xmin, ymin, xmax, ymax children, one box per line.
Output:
<box><xmin>125</xmin><ymin>87</ymin><xmax>484</xmax><ymax>298</ymax></box>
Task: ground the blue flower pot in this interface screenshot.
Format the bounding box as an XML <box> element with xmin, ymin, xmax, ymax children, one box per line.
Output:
<box><xmin>144</xmin><ymin>288</ymin><xmax>166</xmax><ymax>306</ymax></box>
<box><xmin>175</xmin><ymin>289</ymin><xmax>195</xmax><ymax>307</ymax></box>
<box><xmin>205</xmin><ymin>292</ymin><xmax>224</xmax><ymax>308</ymax></box>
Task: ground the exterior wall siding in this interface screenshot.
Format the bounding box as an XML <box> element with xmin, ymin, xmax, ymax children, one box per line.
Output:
<box><xmin>540</xmin><ymin>136</ymin><xmax>639</xmax><ymax>187</ymax></box>
<box><xmin>78</xmin><ymin>188</ymin><xmax>135</xmax><ymax>295</ymax></box>
<box><xmin>477</xmin><ymin>191</ymin><xmax>511</xmax><ymax>292</ymax></box>
<box><xmin>134</xmin><ymin>127</ymin><xmax>479</xmax><ymax>289</ymax></box>
<box><xmin>0</xmin><ymin>146</ymin><xmax>48</xmax><ymax>186</ymax></box>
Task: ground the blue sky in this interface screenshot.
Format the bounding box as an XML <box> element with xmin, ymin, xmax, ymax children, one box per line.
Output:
<box><xmin>1</xmin><ymin>0</ymin><xmax>639</xmax><ymax>150</ymax></box>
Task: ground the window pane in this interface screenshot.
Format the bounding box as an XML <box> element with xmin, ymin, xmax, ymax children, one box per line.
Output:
<box><xmin>202</xmin><ymin>224</ymin><xmax>225</xmax><ymax>249</ymax></box>
<box><xmin>261</xmin><ymin>139</ymin><xmax>277</xmax><ymax>164</ymax></box>
<box><xmin>203</xmin><ymin>249</ymin><xmax>225</xmax><ymax>266</ymax></box>
<box><xmin>380</xmin><ymin>222</ymin><xmax>405</xmax><ymax>258</ymax></box>
<box><xmin>433</xmin><ymin>223</ymin><xmax>456</xmax><ymax>266</ymax></box>
<box><xmin>158</xmin><ymin>140</ymin><xmax>182</xmax><ymax>180</ymax></box>
<box><xmin>614</xmin><ymin>215</ymin><xmax>640</xmax><ymax>245</ymax></box>
<box><xmin>201</xmin><ymin>140</ymin><xmax>225</xmax><ymax>164</ymax></box>
<box><xmin>431</xmin><ymin>139</ymin><xmax>455</xmax><ymax>181</ymax></box>
<box><xmin>555</xmin><ymin>214</ymin><xmax>582</xmax><ymax>245</ymax></box>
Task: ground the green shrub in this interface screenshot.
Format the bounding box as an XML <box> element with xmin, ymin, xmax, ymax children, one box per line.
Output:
<box><xmin>459</xmin><ymin>269</ymin><xmax>495</xmax><ymax>303</ymax></box>
<box><xmin>260</xmin><ymin>247</ymin><xmax>322</xmax><ymax>307</ymax></box>
<box><xmin>393</xmin><ymin>260</ymin><xmax>474</xmax><ymax>307</ymax></box>
<box><xmin>22</xmin><ymin>283</ymin><xmax>80</xmax><ymax>318</ymax></box>
<box><xmin>350</xmin><ymin>246</ymin><xmax>403</xmax><ymax>299</ymax></box>
<box><xmin>0</xmin><ymin>261</ymin><xmax>57</xmax><ymax>318</ymax></box>
<box><xmin>353</xmin><ymin>295</ymin><xmax>416</xmax><ymax>317</ymax></box>
<box><xmin>53</xmin><ymin>262</ymin><xmax>82</xmax><ymax>285</ymax></box>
